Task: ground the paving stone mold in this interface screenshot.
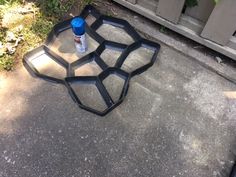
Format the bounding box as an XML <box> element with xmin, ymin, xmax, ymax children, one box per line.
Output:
<box><xmin>23</xmin><ymin>5</ymin><xmax>161</xmax><ymax>116</ymax></box>
<box><xmin>65</xmin><ymin>68</ymin><xmax>130</xmax><ymax>116</ymax></box>
<box><xmin>23</xmin><ymin>45</ymin><xmax>70</xmax><ymax>84</ymax></box>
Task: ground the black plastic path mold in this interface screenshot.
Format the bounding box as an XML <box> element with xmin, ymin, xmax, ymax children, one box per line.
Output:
<box><xmin>116</xmin><ymin>38</ymin><xmax>161</xmax><ymax>77</ymax></box>
<box><xmin>65</xmin><ymin>68</ymin><xmax>130</xmax><ymax>116</ymax></box>
<box><xmin>23</xmin><ymin>5</ymin><xmax>161</xmax><ymax>116</ymax></box>
<box><xmin>70</xmin><ymin>52</ymin><xmax>108</xmax><ymax>77</ymax></box>
<box><xmin>96</xmin><ymin>41</ymin><xmax>127</xmax><ymax>67</ymax></box>
<box><xmin>90</xmin><ymin>15</ymin><xmax>142</xmax><ymax>44</ymax></box>
<box><xmin>23</xmin><ymin>45</ymin><xmax>70</xmax><ymax>84</ymax></box>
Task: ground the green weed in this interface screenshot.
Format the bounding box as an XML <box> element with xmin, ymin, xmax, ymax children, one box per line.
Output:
<box><xmin>0</xmin><ymin>0</ymin><xmax>22</xmax><ymax>5</ymax></box>
<box><xmin>36</xmin><ymin>0</ymin><xmax>76</xmax><ymax>18</ymax></box>
<box><xmin>160</xmin><ymin>26</ymin><xmax>167</xmax><ymax>33</ymax></box>
<box><xmin>0</xmin><ymin>55</ymin><xmax>14</xmax><ymax>71</ymax></box>
<box><xmin>185</xmin><ymin>0</ymin><xmax>198</xmax><ymax>7</ymax></box>
<box><xmin>31</xmin><ymin>15</ymin><xmax>55</xmax><ymax>39</ymax></box>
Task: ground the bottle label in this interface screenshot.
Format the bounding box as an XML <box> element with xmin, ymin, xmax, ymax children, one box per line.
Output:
<box><xmin>74</xmin><ymin>34</ymin><xmax>87</xmax><ymax>53</ymax></box>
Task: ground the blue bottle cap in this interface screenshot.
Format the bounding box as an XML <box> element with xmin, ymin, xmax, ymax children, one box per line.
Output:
<box><xmin>71</xmin><ymin>17</ymin><xmax>85</xmax><ymax>36</ymax></box>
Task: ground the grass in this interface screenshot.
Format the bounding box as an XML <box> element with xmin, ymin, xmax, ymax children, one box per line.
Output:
<box><xmin>0</xmin><ymin>1</ymin><xmax>53</xmax><ymax>71</ymax></box>
<box><xmin>0</xmin><ymin>0</ymin><xmax>93</xmax><ymax>71</ymax></box>
<box><xmin>37</xmin><ymin>0</ymin><xmax>76</xmax><ymax>17</ymax></box>
<box><xmin>0</xmin><ymin>55</ymin><xmax>13</xmax><ymax>70</ymax></box>
<box><xmin>31</xmin><ymin>15</ymin><xmax>55</xmax><ymax>39</ymax></box>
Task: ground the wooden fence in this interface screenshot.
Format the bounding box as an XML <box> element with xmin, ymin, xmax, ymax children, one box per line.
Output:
<box><xmin>113</xmin><ymin>0</ymin><xmax>236</xmax><ymax>61</ymax></box>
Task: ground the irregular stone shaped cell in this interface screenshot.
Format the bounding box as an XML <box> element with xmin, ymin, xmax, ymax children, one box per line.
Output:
<box><xmin>96</xmin><ymin>41</ymin><xmax>127</xmax><ymax>67</ymax></box>
<box><xmin>70</xmin><ymin>52</ymin><xmax>107</xmax><ymax>77</ymax></box>
<box><xmin>66</xmin><ymin>77</ymin><xmax>109</xmax><ymax>114</ymax></box>
<box><xmin>91</xmin><ymin>15</ymin><xmax>141</xmax><ymax>45</ymax></box>
<box><xmin>116</xmin><ymin>39</ymin><xmax>161</xmax><ymax>77</ymax></box>
<box><xmin>99</xmin><ymin>67</ymin><xmax>130</xmax><ymax>103</ymax></box>
<box><xmin>49</xmin><ymin>30</ymin><xmax>100</xmax><ymax>64</ymax></box>
<box><xmin>46</xmin><ymin>20</ymin><xmax>103</xmax><ymax>64</ymax></box>
<box><xmin>80</xmin><ymin>5</ymin><xmax>101</xmax><ymax>26</ymax></box>
<box><xmin>23</xmin><ymin>45</ymin><xmax>69</xmax><ymax>84</ymax></box>
<box><xmin>65</xmin><ymin>68</ymin><xmax>130</xmax><ymax>116</ymax></box>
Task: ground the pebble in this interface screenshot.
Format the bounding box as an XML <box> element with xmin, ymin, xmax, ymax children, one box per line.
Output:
<box><xmin>6</xmin><ymin>31</ymin><xmax>17</xmax><ymax>42</ymax></box>
<box><xmin>6</xmin><ymin>43</ymin><xmax>16</xmax><ymax>55</ymax></box>
<box><xmin>215</xmin><ymin>56</ymin><xmax>223</xmax><ymax>63</ymax></box>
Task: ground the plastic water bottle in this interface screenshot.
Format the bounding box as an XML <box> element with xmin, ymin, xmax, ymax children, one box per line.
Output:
<box><xmin>71</xmin><ymin>17</ymin><xmax>88</xmax><ymax>53</ymax></box>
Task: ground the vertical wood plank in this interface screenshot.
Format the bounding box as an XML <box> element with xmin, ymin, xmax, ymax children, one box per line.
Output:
<box><xmin>126</xmin><ymin>0</ymin><xmax>137</xmax><ymax>4</ymax></box>
<box><xmin>201</xmin><ymin>0</ymin><xmax>236</xmax><ymax>45</ymax></box>
<box><xmin>156</xmin><ymin>0</ymin><xmax>185</xmax><ymax>24</ymax></box>
<box><xmin>185</xmin><ymin>0</ymin><xmax>215</xmax><ymax>23</ymax></box>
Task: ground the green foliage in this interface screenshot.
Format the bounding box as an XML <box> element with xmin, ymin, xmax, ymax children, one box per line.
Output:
<box><xmin>185</xmin><ymin>0</ymin><xmax>198</xmax><ymax>7</ymax></box>
<box><xmin>0</xmin><ymin>55</ymin><xmax>14</xmax><ymax>71</ymax></box>
<box><xmin>84</xmin><ymin>0</ymin><xmax>93</xmax><ymax>4</ymax></box>
<box><xmin>0</xmin><ymin>0</ymin><xmax>4</xmax><ymax>5</ymax></box>
<box><xmin>185</xmin><ymin>0</ymin><xmax>219</xmax><ymax>8</ymax></box>
<box><xmin>31</xmin><ymin>16</ymin><xmax>54</xmax><ymax>39</ymax></box>
<box><xmin>0</xmin><ymin>0</ymin><xmax>22</xmax><ymax>5</ymax></box>
<box><xmin>0</xmin><ymin>28</ymin><xmax>7</xmax><ymax>42</ymax></box>
<box><xmin>0</xmin><ymin>0</ymin><xmax>91</xmax><ymax>71</ymax></box>
<box><xmin>80</xmin><ymin>0</ymin><xmax>93</xmax><ymax>11</ymax></box>
<box><xmin>160</xmin><ymin>26</ymin><xmax>167</xmax><ymax>33</ymax></box>
<box><xmin>36</xmin><ymin>0</ymin><xmax>76</xmax><ymax>17</ymax></box>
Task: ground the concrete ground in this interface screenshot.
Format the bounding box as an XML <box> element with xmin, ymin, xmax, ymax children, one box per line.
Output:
<box><xmin>1</xmin><ymin>1</ymin><xmax>236</xmax><ymax>177</ymax></box>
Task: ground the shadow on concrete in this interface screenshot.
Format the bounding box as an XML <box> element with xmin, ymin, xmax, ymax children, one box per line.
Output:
<box><xmin>1</xmin><ymin>8</ymin><xmax>236</xmax><ymax>175</ymax></box>
<box><xmin>0</xmin><ymin>66</ymin><xmax>186</xmax><ymax>177</ymax></box>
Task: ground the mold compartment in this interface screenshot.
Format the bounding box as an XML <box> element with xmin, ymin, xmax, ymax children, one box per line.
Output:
<box><xmin>23</xmin><ymin>45</ymin><xmax>69</xmax><ymax>83</ymax></box>
<box><xmin>99</xmin><ymin>68</ymin><xmax>130</xmax><ymax>103</ymax></box>
<box><xmin>96</xmin><ymin>41</ymin><xmax>127</xmax><ymax>67</ymax></box>
<box><xmin>65</xmin><ymin>76</ymin><xmax>114</xmax><ymax>116</ymax></box>
<box><xmin>80</xmin><ymin>5</ymin><xmax>101</xmax><ymax>26</ymax></box>
<box><xmin>91</xmin><ymin>15</ymin><xmax>141</xmax><ymax>45</ymax></box>
<box><xmin>85</xmin><ymin>14</ymin><xmax>97</xmax><ymax>26</ymax></box>
<box><xmin>71</xmin><ymin>52</ymin><xmax>108</xmax><ymax>77</ymax></box>
<box><xmin>49</xmin><ymin>28</ymin><xmax>101</xmax><ymax>64</ymax></box>
<box><xmin>117</xmin><ymin>39</ymin><xmax>161</xmax><ymax>77</ymax></box>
